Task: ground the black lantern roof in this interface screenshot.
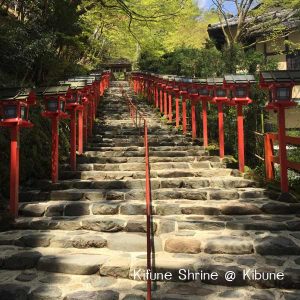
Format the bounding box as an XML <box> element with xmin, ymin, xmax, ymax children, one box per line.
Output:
<box><xmin>67</xmin><ymin>79</ymin><xmax>88</xmax><ymax>84</ymax></box>
<box><xmin>260</xmin><ymin>70</ymin><xmax>300</xmax><ymax>83</ymax></box>
<box><xmin>62</xmin><ymin>82</ymin><xmax>86</xmax><ymax>90</ymax></box>
<box><xmin>35</xmin><ymin>87</ymin><xmax>48</xmax><ymax>97</ymax></box>
<box><xmin>181</xmin><ymin>78</ymin><xmax>193</xmax><ymax>83</ymax></box>
<box><xmin>0</xmin><ymin>88</ymin><xmax>35</xmax><ymax>101</ymax></box>
<box><xmin>89</xmin><ymin>74</ymin><xmax>102</xmax><ymax>81</ymax></box>
<box><xmin>198</xmin><ymin>79</ymin><xmax>208</xmax><ymax>85</ymax></box>
<box><xmin>43</xmin><ymin>85</ymin><xmax>70</xmax><ymax>96</ymax></box>
<box><xmin>224</xmin><ymin>74</ymin><xmax>256</xmax><ymax>84</ymax></box>
<box><xmin>207</xmin><ymin>78</ymin><xmax>224</xmax><ymax>86</ymax></box>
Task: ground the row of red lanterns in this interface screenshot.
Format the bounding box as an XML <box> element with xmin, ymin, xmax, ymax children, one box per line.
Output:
<box><xmin>131</xmin><ymin>71</ymin><xmax>299</xmax><ymax>184</ymax></box>
<box><xmin>0</xmin><ymin>71</ymin><xmax>111</xmax><ymax>217</ymax></box>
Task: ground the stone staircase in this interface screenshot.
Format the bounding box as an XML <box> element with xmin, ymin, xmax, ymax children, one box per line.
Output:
<box><xmin>0</xmin><ymin>82</ymin><xmax>300</xmax><ymax>299</ymax></box>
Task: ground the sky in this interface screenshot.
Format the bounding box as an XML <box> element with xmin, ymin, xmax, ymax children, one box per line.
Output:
<box><xmin>196</xmin><ymin>0</ymin><xmax>237</xmax><ymax>13</ymax></box>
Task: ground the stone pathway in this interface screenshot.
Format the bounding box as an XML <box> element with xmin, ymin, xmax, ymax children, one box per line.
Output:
<box><xmin>0</xmin><ymin>82</ymin><xmax>300</xmax><ymax>299</ymax></box>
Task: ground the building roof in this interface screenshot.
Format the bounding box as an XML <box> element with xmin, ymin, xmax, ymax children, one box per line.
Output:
<box><xmin>208</xmin><ymin>6</ymin><xmax>300</xmax><ymax>41</ymax></box>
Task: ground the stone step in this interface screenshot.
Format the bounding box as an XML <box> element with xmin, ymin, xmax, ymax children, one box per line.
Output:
<box><xmin>79</xmin><ymin>149</ymin><xmax>207</xmax><ymax>159</ymax></box>
<box><xmin>84</xmin><ymin>145</ymin><xmax>205</xmax><ymax>152</ymax></box>
<box><xmin>27</xmin><ymin>177</ymin><xmax>255</xmax><ymax>194</ymax></box>
<box><xmin>90</xmin><ymin>133</ymin><xmax>187</xmax><ymax>139</ymax></box>
<box><xmin>71</xmin><ymin>160</ymin><xmax>223</xmax><ymax>171</ymax></box>
<box><xmin>13</xmin><ymin>212</ymin><xmax>299</xmax><ymax>233</ymax></box>
<box><xmin>59</xmin><ymin>168</ymin><xmax>237</xmax><ymax>180</ymax></box>
<box><xmin>77</xmin><ymin>155</ymin><xmax>223</xmax><ymax>164</ymax></box>
<box><xmin>18</xmin><ymin>198</ymin><xmax>300</xmax><ymax>218</ymax></box>
<box><xmin>0</xmin><ymin>230</ymin><xmax>160</xmax><ymax>252</ymax></box>
<box><xmin>87</xmin><ymin>141</ymin><xmax>200</xmax><ymax>148</ymax></box>
<box><xmin>20</xmin><ymin>187</ymin><xmax>268</xmax><ymax>203</ymax></box>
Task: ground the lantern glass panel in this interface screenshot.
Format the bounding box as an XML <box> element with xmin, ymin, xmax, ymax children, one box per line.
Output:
<box><xmin>4</xmin><ymin>105</ymin><xmax>18</xmax><ymax>119</ymax></box>
<box><xmin>188</xmin><ymin>88</ymin><xmax>198</xmax><ymax>94</ymax></box>
<box><xmin>199</xmin><ymin>88</ymin><xmax>209</xmax><ymax>96</ymax></box>
<box><xmin>276</xmin><ymin>87</ymin><xmax>290</xmax><ymax>101</ymax></box>
<box><xmin>47</xmin><ymin>99</ymin><xmax>58</xmax><ymax>112</ymax></box>
<box><xmin>216</xmin><ymin>88</ymin><xmax>226</xmax><ymax>97</ymax></box>
<box><xmin>20</xmin><ymin>106</ymin><xmax>28</xmax><ymax>120</ymax></box>
<box><xmin>235</xmin><ymin>87</ymin><xmax>247</xmax><ymax>98</ymax></box>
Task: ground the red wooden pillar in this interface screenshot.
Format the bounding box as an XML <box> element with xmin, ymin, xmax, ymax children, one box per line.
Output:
<box><xmin>51</xmin><ymin>116</ymin><xmax>59</xmax><ymax>183</ymax></box>
<box><xmin>70</xmin><ymin>110</ymin><xmax>77</xmax><ymax>171</ymax></box>
<box><xmin>182</xmin><ymin>98</ymin><xmax>187</xmax><ymax>134</ymax></box>
<box><xmin>155</xmin><ymin>86</ymin><xmax>159</xmax><ymax>108</ymax></box>
<box><xmin>83</xmin><ymin>107</ymin><xmax>88</xmax><ymax>145</ymax></box>
<box><xmin>168</xmin><ymin>94</ymin><xmax>172</xmax><ymax>122</ymax></box>
<box><xmin>191</xmin><ymin>101</ymin><xmax>196</xmax><ymax>139</ymax></box>
<box><xmin>217</xmin><ymin>102</ymin><xmax>225</xmax><ymax>158</ymax></box>
<box><xmin>164</xmin><ymin>91</ymin><xmax>168</xmax><ymax>116</ymax></box>
<box><xmin>202</xmin><ymin>100</ymin><xmax>208</xmax><ymax>147</ymax></box>
<box><xmin>277</xmin><ymin>106</ymin><xmax>288</xmax><ymax>193</ymax></box>
<box><xmin>88</xmin><ymin>102</ymin><xmax>93</xmax><ymax>137</ymax></box>
<box><xmin>176</xmin><ymin>97</ymin><xmax>180</xmax><ymax>128</ymax></box>
<box><xmin>159</xmin><ymin>90</ymin><xmax>163</xmax><ymax>113</ymax></box>
<box><xmin>10</xmin><ymin>126</ymin><xmax>20</xmax><ymax>218</ymax></box>
<box><xmin>237</xmin><ymin>104</ymin><xmax>245</xmax><ymax>172</ymax></box>
<box><xmin>77</xmin><ymin>109</ymin><xmax>83</xmax><ymax>154</ymax></box>
<box><xmin>264</xmin><ymin>133</ymin><xmax>275</xmax><ymax>181</ymax></box>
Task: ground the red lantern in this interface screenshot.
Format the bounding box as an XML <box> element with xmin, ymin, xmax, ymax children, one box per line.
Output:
<box><xmin>42</xmin><ymin>86</ymin><xmax>70</xmax><ymax>183</ymax></box>
<box><xmin>0</xmin><ymin>88</ymin><xmax>36</xmax><ymax>218</ymax></box>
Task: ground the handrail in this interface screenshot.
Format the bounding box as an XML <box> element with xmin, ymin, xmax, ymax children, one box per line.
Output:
<box><xmin>121</xmin><ymin>86</ymin><xmax>152</xmax><ymax>300</ymax></box>
<box><xmin>265</xmin><ymin>132</ymin><xmax>300</xmax><ymax>184</ymax></box>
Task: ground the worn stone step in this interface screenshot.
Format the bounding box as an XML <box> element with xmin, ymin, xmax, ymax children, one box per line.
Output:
<box><xmin>20</xmin><ymin>187</ymin><xmax>267</xmax><ymax>204</ymax></box>
<box><xmin>88</xmin><ymin>142</ymin><xmax>204</xmax><ymax>148</ymax></box>
<box><xmin>72</xmin><ymin>160</ymin><xmax>223</xmax><ymax>171</ymax></box>
<box><xmin>60</xmin><ymin>168</ymin><xmax>233</xmax><ymax>180</ymax></box>
<box><xmin>27</xmin><ymin>177</ymin><xmax>255</xmax><ymax>195</ymax></box>
<box><xmin>13</xmin><ymin>212</ymin><xmax>298</xmax><ymax>234</ymax></box>
<box><xmin>77</xmin><ymin>155</ymin><xmax>222</xmax><ymax>164</ymax></box>
<box><xmin>0</xmin><ymin>230</ymin><xmax>161</xmax><ymax>252</ymax></box>
<box><xmin>80</xmin><ymin>149</ymin><xmax>206</xmax><ymax>158</ymax></box>
<box><xmin>84</xmin><ymin>145</ymin><xmax>205</xmax><ymax>152</ymax></box>
<box><xmin>14</xmin><ymin>215</ymin><xmax>154</xmax><ymax>233</ymax></box>
<box><xmin>18</xmin><ymin>197</ymin><xmax>294</xmax><ymax>218</ymax></box>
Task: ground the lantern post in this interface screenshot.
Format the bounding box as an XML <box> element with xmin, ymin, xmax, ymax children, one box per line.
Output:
<box><xmin>63</xmin><ymin>82</ymin><xmax>88</xmax><ymax>170</ymax></box>
<box><xmin>42</xmin><ymin>86</ymin><xmax>69</xmax><ymax>183</ymax></box>
<box><xmin>197</xmin><ymin>79</ymin><xmax>212</xmax><ymax>148</ymax></box>
<box><xmin>187</xmin><ymin>79</ymin><xmax>201</xmax><ymax>139</ymax></box>
<box><xmin>224</xmin><ymin>74</ymin><xmax>255</xmax><ymax>172</ymax></box>
<box><xmin>0</xmin><ymin>88</ymin><xmax>36</xmax><ymax>218</ymax></box>
<box><xmin>157</xmin><ymin>76</ymin><xmax>165</xmax><ymax>114</ymax></box>
<box><xmin>260</xmin><ymin>70</ymin><xmax>300</xmax><ymax>193</ymax></box>
<box><xmin>154</xmin><ymin>75</ymin><xmax>160</xmax><ymax>108</ymax></box>
<box><xmin>179</xmin><ymin>78</ymin><xmax>192</xmax><ymax>134</ymax></box>
<box><xmin>170</xmin><ymin>78</ymin><xmax>181</xmax><ymax>128</ymax></box>
<box><xmin>208</xmin><ymin>78</ymin><xmax>230</xmax><ymax>158</ymax></box>
<box><xmin>166</xmin><ymin>78</ymin><xmax>174</xmax><ymax>122</ymax></box>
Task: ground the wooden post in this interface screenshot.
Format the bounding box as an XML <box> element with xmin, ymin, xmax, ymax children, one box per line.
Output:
<box><xmin>51</xmin><ymin>116</ymin><xmax>59</xmax><ymax>183</ymax></box>
<box><xmin>10</xmin><ymin>126</ymin><xmax>20</xmax><ymax>218</ymax></box>
<box><xmin>237</xmin><ymin>104</ymin><xmax>245</xmax><ymax>172</ymax></box>
<box><xmin>217</xmin><ymin>102</ymin><xmax>225</xmax><ymax>158</ymax></box>
<box><xmin>202</xmin><ymin>100</ymin><xmax>208</xmax><ymax>147</ymax></box>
